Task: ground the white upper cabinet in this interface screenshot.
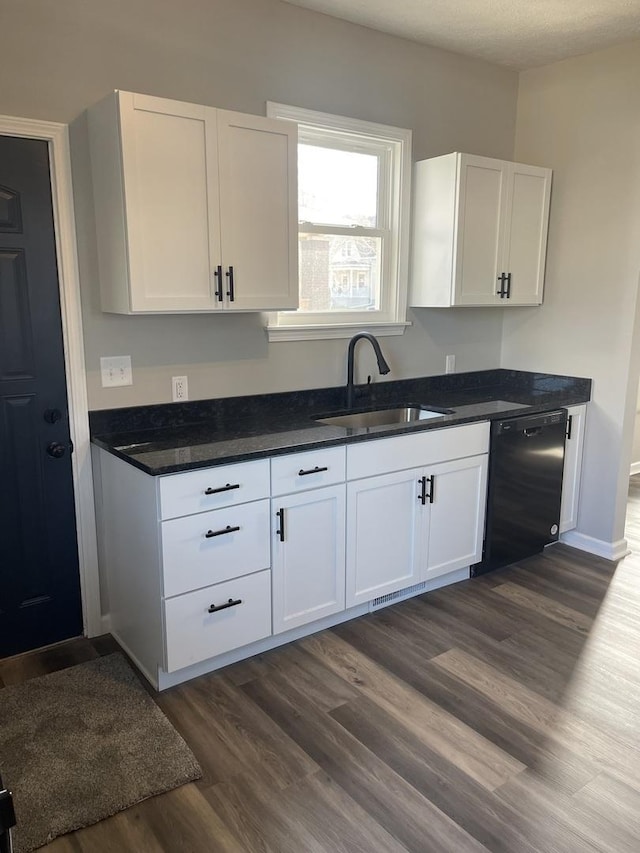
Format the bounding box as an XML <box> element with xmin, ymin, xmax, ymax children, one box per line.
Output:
<box><xmin>410</xmin><ymin>152</ymin><xmax>552</xmax><ymax>308</ymax></box>
<box><xmin>88</xmin><ymin>91</ymin><xmax>298</xmax><ymax>313</ymax></box>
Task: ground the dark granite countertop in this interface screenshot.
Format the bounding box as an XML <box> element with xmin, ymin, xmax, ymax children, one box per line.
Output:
<box><xmin>90</xmin><ymin>369</ymin><xmax>591</xmax><ymax>476</ymax></box>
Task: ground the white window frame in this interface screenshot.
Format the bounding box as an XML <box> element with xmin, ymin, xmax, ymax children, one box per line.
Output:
<box><xmin>266</xmin><ymin>103</ymin><xmax>412</xmax><ymax>341</ymax></box>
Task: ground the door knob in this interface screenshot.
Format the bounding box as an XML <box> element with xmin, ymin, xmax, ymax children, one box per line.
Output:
<box><xmin>46</xmin><ymin>442</ymin><xmax>66</xmax><ymax>458</ymax></box>
<box><xmin>44</xmin><ymin>408</ymin><xmax>62</xmax><ymax>424</ymax></box>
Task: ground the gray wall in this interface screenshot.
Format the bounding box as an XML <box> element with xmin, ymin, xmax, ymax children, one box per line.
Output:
<box><xmin>502</xmin><ymin>40</ymin><xmax>640</xmax><ymax>550</ymax></box>
<box><xmin>1</xmin><ymin>0</ymin><xmax>518</xmax><ymax>409</ymax></box>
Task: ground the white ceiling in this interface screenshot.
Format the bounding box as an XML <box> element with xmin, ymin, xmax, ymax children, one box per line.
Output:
<box><xmin>282</xmin><ymin>0</ymin><xmax>640</xmax><ymax>70</ymax></box>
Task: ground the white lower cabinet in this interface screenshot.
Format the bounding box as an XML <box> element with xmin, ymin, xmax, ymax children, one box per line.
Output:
<box><xmin>164</xmin><ymin>570</ymin><xmax>272</xmax><ymax>672</ymax></box>
<box><xmin>272</xmin><ymin>484</ymin><xmax>346</xmax><ymax>633</ymax></box>
<box><xmin>425</xmin><ymin>456</ymin><xmax>488</xmax><ymax>580</ymax></box>
<box><xmin>346</xmin><ymin>447</ymin><xmax>488</xmax><ymax>607</ymax></box>
<box><xmin>161</xmin><ymin>499</ymin><xmax>271</xmax><ymax>597</ymax></box>
<box><xmin>560</xmin><ymin>404</ymin><xmax>587</xmax><ymax>533</ymax></box>
<box><xmin>270</xmin><ymin>446</ymin><xmax>347</xmax><ymax>634</ymax></box>
<box><xmin>346</xmin><ymin>468</ymin><xmax>425</xmax><ymax>606</ymax></box>
<box><xmin>94</xmin><ymin>419</ymin><xmax>494</xmax><ymax>688</ymax></box>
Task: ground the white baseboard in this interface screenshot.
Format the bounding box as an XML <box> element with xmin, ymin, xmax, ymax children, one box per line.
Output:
<box><xmin>630</xmin><ymin>461</ymin><xmax>640</xmax><ymax>476</ymax></box>
<box><xmin>560</xmin><ymin>530</ymin><xmax>629</xmax><ymax>561</ymax></box>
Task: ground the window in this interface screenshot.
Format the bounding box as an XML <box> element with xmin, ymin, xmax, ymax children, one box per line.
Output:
<box><xmin>266</xmin><ymin>103</ymin><xmax>412</xmax><ymax>341</ymax></box>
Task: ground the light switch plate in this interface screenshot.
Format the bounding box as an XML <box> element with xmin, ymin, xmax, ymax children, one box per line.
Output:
<box><xmin>445</xmin><ymin>354</ymin><xmax>456</xmax><ymax>374</ymax></box>
<box><xmin>100</xmin><ymin>356</ymin><xmax>133</xmax><ymax>387</ymax></box>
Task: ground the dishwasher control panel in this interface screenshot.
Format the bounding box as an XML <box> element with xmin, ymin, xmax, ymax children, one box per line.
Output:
<box><xmin>495</xmin><ymin>409</ymin><xmax>565</xmax><ymax>435</ymax></box>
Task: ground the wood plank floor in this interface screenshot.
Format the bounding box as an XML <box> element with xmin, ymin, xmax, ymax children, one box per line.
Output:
<box><xmin>3</xmin><ymin>482</ymin><xmax>640</xmax><ymax>852</ymax></box>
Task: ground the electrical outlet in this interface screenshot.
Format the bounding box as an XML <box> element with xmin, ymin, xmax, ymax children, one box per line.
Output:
<box><xmin>100</xmin><ymin>356</ymin><xmax>132</xmax><ymax>387</ymax></box>
<box><xmin>172</xmin><ymin>375</ymin><xmax>188</xmax><ymax>402</ymax></box>
<box><xmin>445</xmin><ymin>354</ymin><xmax>456</xmax><ymax>374</ymax></box>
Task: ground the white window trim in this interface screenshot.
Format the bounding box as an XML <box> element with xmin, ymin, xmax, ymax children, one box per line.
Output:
<box><xmin>265</xmin><ymin>102</ymin><xmax>412</xmax><ymax>342</ymax></box>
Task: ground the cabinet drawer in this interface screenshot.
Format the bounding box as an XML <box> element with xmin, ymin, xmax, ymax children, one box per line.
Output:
<box><xmin>159</xmin><ymin>459</ymin><xmax>270</xmax><ymax>519</ymax></box>
<box><xmin>164</xmin><ymin>569</ymin><xmax>272</xmax><ymax>672</ymax></box>
<box><xmin>347</xmin><ymin>422</ymin><xmax>489</xmax><ymax>480</ymax></box>
<box><xmin>271</xmin><ymin>446</ymin><xmax>345</xmax><ymax>496</ymax></box>
<box><xmin>162</xmin><ymin>499</ymin><xmax>271</xmax><ymax>597</ymax></box>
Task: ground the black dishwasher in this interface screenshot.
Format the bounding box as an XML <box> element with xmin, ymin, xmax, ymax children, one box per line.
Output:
<box><xmin>471</xmin><ymin>409</ymin><xmax>567</xmax><ymax>576</ymax></box>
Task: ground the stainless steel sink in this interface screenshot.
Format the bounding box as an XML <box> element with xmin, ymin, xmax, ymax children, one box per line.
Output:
<box><xmin>316</xmin><ymin>405</ymin><xmax>453</xmax><ymax>429</ymax></box>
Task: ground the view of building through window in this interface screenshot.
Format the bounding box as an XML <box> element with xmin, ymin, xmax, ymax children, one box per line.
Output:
<box><xmin>298</xmin><ymin>143</ymin><xmax>381</xmax><ymax>312</ymax></box>
<box><xmin>299</xmin><ymin>235</ymin><xmax>381</xmax><ymax>311</ymax></box>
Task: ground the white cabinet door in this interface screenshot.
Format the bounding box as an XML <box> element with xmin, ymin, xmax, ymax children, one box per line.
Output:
<box><xmin>90</xmin><ymin>91</ymin><xmax>221</xmax><ymax>313</ymax></box>
<box><xmin>455</xmin><ymin>155</ymin><xmax>505</xmax><ymax>306</ymax></box>
<box><xmin>411</xmin><ymin>152</ymin><xmax>551</xmax><ymax>308</ymax></box>
<box><xmin>272</xmin><ymin>485</ymin><xmax>346</xmax><ymax>633</ymax></box>
<box><xmin>560</xmin><ymin>404</ymin><xmax>587</xmax><ymax>533</ymax></box>
<box><xmin>346</xmin><ymin>469</ymin><xmax>425</xmax><ymax>607</ymax></box>
<box><xmin>88</xmin><ymin>91</ymin><xmax>298</xmax><ymax>314</ymax></box>
<box><xmin>217</xmin><ymin>111</ymin><xmax>298</xmax><ymax>311</ymax></box>
<box><xmin>501</xmin><ymin>162</ymin><xmax>552</xmax><ymax>306</ymax></box>
<box><xmin>425</xmin><ymin>455</ymin><xmax>488</xmax><ymax>580</ymax></box>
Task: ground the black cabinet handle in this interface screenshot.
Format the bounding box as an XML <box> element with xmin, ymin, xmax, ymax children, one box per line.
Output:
<box><xmin>426</xmin><ymin>474</ymin><xmax>435</xmax><ymax>504</ymax></box>
<box><xmin>208</xmin><ymin>598</ymin><xmax>242</xmax><ymax>614</ymax></box>
<box><xmin>418</xmin><ymin>476</ymin><xmax>427</xmax><ymax>505</ymax></box>
<box><xmin>205</xmin><ymin>525</ymin><xmax>240</xmax><ymax>538</ymax></box>
<box><xmin>566</xmin><ymin>414</ymin><xmax>573</xmax><ymax>440</ymax></box>
<box><xmin>204</xmin><ymin>483</ymin><xmax>240</xmax><ymax>495</ymax></box>
<box><xmin>276</xmin><ymin>508</ymin><xmax>285</xmax><ymax>542</ymax></box>
<box><xmin>298</xmin><ymin>466</ymin><xmax>329</xmax><ymax>476</ymax></box>
<box><xmin>497</xmin><ymin>272</ymin><xmax>507</xmax><ymax>297</ymax></box>
<box><xmin>226</xmin><ymin>266</ymin><xmax>235</xmax><ymax>302</ymax></box>
<box><xmin>214</xmin><ymin>265</ymin><xmax>224</xmax><ymax>301</ymax></box>
<box><xmin>505</xmin><ymin>272</ymin><xmax>512</xmax><ymax>299</ymax></box>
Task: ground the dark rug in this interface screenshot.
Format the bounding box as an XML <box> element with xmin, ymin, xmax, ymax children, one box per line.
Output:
<box><xmin>0</xmin><ymin>652</ymin><xmax>201</xmax><ymax>852</ymax></box>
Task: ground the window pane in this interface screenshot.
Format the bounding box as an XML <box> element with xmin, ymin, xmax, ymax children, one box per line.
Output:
<box><xmin>299</xmin><ymin>234</ymin><xmax>381</xmax><ymax>312</ymax></box>
<box><xmin>299</xmin><ymin>144</ymin><xmax>379</xmax><ymax>227</ymax></box>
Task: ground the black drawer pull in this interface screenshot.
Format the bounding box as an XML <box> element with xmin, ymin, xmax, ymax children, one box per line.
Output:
<box><xmin>276</xmin><ymin>508</ymin><xmax>285</xmax><ymax>542</ymax></box>
<box><xmin>418</xmin><ymin>476</ymin><xmax>427</xmax><ymax>505</ymax></box>
<box><xmin>205</xmin><ymin>525</ymin><xmax>240</xmax><ymax>538</ymax></box>
<box><xmin>208</xmin><ymin>598</ymin><xmax>242</xmax><ymax>614</ymax></box>
<box><xmin>204</xmin><ymin>483</ymin><xmax>240</xmax><ymax>495</ymax></box>
<box><xmin>298</xmin><ymin>466</ymin><xmax>329</xmax><ymax>476</ymax></box>
<box><xmin>566</xmin><ymin>414</ymin><xmax>573</xmax><ymax>440</ymax></box>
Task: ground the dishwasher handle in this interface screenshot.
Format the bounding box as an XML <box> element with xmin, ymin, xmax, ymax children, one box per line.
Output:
<box><xmin>523</xmin><ymin>426</ymin><xmax>543</xmax><ymax>437</ymax></box>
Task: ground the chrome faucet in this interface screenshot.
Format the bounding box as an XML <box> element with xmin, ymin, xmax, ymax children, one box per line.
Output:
<box><xmin>346</xmin><ymin>332</ymin><xmax>391</xmax><ymax>409</ymax></box>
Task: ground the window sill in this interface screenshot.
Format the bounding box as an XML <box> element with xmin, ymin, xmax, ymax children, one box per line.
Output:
<box><xmin>266</xmin><ymin>321</ymin><xmax>411</xmax><ymax>342</ymax></box>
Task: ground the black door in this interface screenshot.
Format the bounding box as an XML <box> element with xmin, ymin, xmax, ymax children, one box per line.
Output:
<box><xmin>0</xmin><ymin>135</ymin><xmax>83</xmax><ymax>657</ymax></box>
